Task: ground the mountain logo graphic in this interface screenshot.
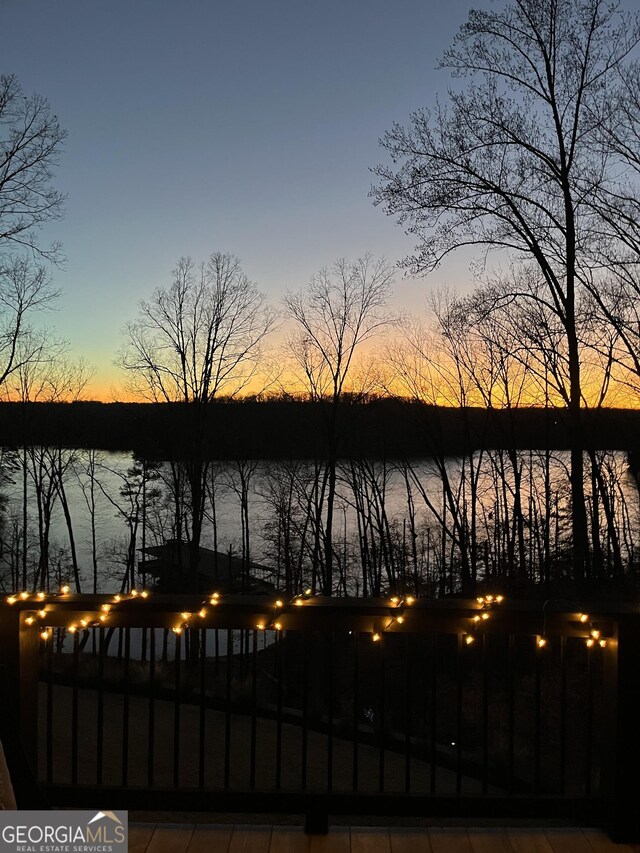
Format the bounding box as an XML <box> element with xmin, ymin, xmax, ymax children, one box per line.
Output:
<box><xmin>87</xmin><ymin>811</ymin><xmax>123</xmax><ymax>826</ymax></box>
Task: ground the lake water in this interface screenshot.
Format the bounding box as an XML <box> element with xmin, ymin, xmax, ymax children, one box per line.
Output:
<box><xmin>0</xmin><ymin>448</ymin><xmax>638</xmax><ymax>593</ymax></box>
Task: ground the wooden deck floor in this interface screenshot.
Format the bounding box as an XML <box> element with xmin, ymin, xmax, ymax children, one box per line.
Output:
<box><xmin>129</xmin><ymin>824</ymin><xmax>640</xmax><ymax>853</ymax></box>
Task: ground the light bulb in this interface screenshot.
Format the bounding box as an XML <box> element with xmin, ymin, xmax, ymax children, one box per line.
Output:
<box><xmin>464</xmin><ymin>634</ymin><xmax>475</xmax><ymax>645</ymax></box>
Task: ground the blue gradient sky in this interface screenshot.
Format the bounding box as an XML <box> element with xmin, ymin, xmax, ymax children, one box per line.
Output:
<box><xmin>2</xmin><ymin>0</ymin><xmax>476</xmax><ymax>398</ymax></box>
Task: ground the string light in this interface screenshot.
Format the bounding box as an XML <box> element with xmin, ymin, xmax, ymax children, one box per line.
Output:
<box><xmin>172</xmin><ymin>626</ymin><xmax>183</xmax><ymax>635</ymax></box>
<box><xmin>198</xmin><ymin>609</ymin><xmax>207</xmax><ymax>618</ymax></box>
<box><xmin>101</xmin><ymin>604</ymin><xmax>111</xmax><ymax>613</ymax></box>
<box><xmin>390</xmin><ymin>594</ymin><xmax>415</xmax><ymax>607</ymax></box>
<box><xmin>537</xmin><ymin>636</ymin><xmax>547</xmax><ymax>649</ymax></box>
<box><xmin>113</xmin><ymin>594</ymin><xmax>122</xmax><ymax>602</ymax></box>
<box><xmin>468</xmin><ymin>593</ymin><xmax>504</xmax><ymax>643</ymax></box>
<box><xmin>6</xmin><ymin>595</ymin><xmax>16</xmax><ymax>605</ymax></box>
<box><xmin>24</xmin><ymin>616</ymin><xmax>35</xmax><ymax>626</ymax></box>
<box><xmin>36</xmin><ymin>592</ymin><xmax>46</xmax><ymax>601</ymax></box>
<box><xmin>37</xmin><ymin>610</ymin><xmax>46</xmax><ymax>619</ymax></box>
<box><xmin>273</xmin><ymin>621</ymin><xmax>282</xmax><ymax>631</ymax></box>
<box><xmin>372</xmin><ymin>632</ymin><xmax>381</xmax><ymax>642</ymax></box>
<box><xmin>60</xmin><ymin>585</ymin><xmax>70</xmax><ymax>595</ymax></box>
<box><xmin>275</xmin><ymin>599</ymin><xmax>284</xmax><ymax>608</ymax></box>
<box><xmin>130</xmin><ymin>589</ymin><xmax>139</xmax><ymax>597</ymax></box>
<box><xmin>579</xmin><ymin>613</ymin><xmax>589</xmax><ymax>623</ymax></box>
<box><xmin>19</xmin><ymin>591</ymin><xmax>29</xmax><ymax>600</ymax></box>
<box><xmin>140</xmin><ymin>590</ymin><xmax>150</xmax><ymax>599</ymax></box>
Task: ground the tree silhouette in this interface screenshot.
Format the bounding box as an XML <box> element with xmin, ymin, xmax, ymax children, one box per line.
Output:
<box><xmin>373</xmin><ymin>0</ymin><xmax>640</xmax><ymax>583</ymax></box>
<box><xmin>0</xmin><ymin>74</ymin><xmax>66</xmax><ymax>262</ymax></box>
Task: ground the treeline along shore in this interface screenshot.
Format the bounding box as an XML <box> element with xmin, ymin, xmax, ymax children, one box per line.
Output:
<box><xmin>2</xmin><ymin>398</ymin><xmax>640</xmax><ymax>460</ymax></box>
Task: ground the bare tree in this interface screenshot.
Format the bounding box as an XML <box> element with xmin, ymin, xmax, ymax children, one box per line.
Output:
<box><xmin>119</xmin><ymin>252</ymin><xmax>274</xmax><ymax>583</ymax></box>
<box><xmin>373</xmin><ymin>0</ymin><xmax>640</xmax><ymax>582</ymax></box>
<box><xmin>0</xmin><ymin>256</ymin><xmax>59</xmax><ymax>387</ymax></box>
<box><xmin>3</xmin><ymin>334</ymin><xmax>93</xmax><ymax>591</ymax></box>
<box><xmin>0</xmin><ymin>74</ymin><xmax>66</xmax><ymax>261</ymax></box>
<box><xmin>284</xmin><ymin>254</ymin><xmax>394</xmax><ymax>594</ymax></box>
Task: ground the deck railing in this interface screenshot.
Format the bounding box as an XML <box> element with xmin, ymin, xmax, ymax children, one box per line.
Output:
<box><xmin>1</xmin><ymin>592</ymin><xmax>639</xmax><ymax>838</ymax></box>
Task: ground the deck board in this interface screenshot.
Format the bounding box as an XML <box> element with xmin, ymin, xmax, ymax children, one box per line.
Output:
<box><xmin>146</xmin><ymin>825</ymin><xmax>194</xmax><ymax>853</ymax></box>
<box><xmin>466</xmin><ymin>828</ymin><xmax>514</xmax><ymax>853</ymax></box>
<box><xmin>269</xmin><ymin>827</ymin><xmax>313</xmax><ymax>853</ymax></box>
<box><xmin>428</xmin><ymin>828</ymin><xmax>473</xmax><ymax>853</ymax></box>
<box><xmin>309</xmin><ymin>828</ymin><xmax>351</xmax><ymax>853</ymax></box>
<box><xmin>350</xmin><ymin>828</ymin><xmax>392</xmax><ymax>853</ymax></box>
<box><xmin>129</xmin><ymin>824</ymin><xmax>156</xmax><ymax>853</ymax></box>
<box><xmin>187</xmin><ymin>825</ymin><xmax>234</xmax><ymax>853</ymax></box>
<box><xmin>507</xmin><ymin>829</ymin><xmax>554</xmax><ymax>853</ymax></box>
<box><xmin>545</xmin><ymin>829</ymin><xmax>597</xmax><ymax>853</ymax></box>
<box><xmin>389</xmin><ymin>827</ymin><xmax>432</xmax><ymax>853</ymax></box>
<box><xmin>130</xmin><ymin>824</ymin><xmax>638</xmax><ymax>852</ymax></box>
<box><xmin>228</xmin><ymin>825</ymin><xmax>272</xmax><ymax>853</ymax></box>
<box><xmin>581</xmin><ymin>829</ymin><xmax>640</xmax><ymax>853</ymax></box>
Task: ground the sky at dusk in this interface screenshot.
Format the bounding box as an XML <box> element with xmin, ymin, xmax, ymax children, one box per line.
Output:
<box><xmin>2</xmin><ymin>0</ymin><xmax>478</xmax><ymax>399</ymax></box>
